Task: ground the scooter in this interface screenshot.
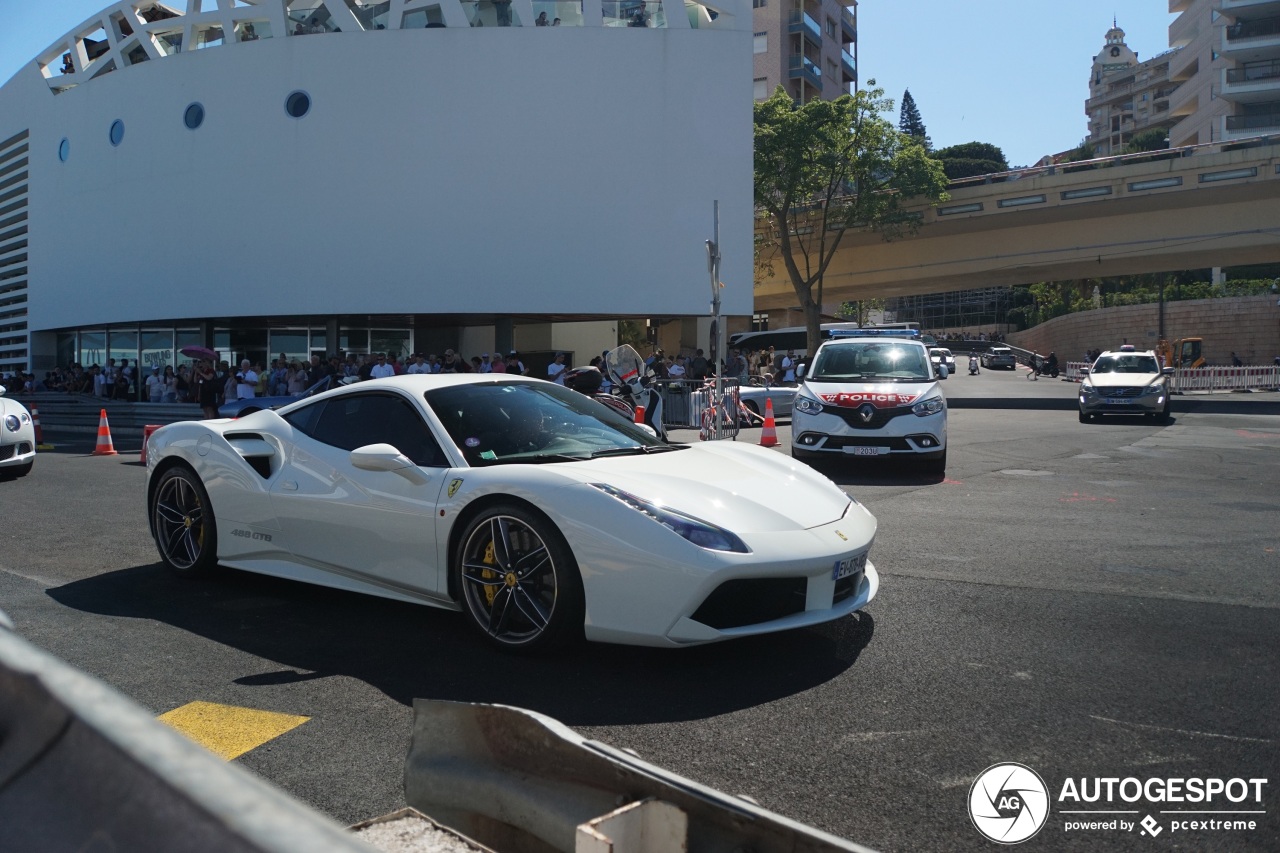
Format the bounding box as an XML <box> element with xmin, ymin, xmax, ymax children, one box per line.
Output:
<box><xmin>604</xmin><ymin>345</ymin><xmax>668</xmax><ymax>442</ymax></box>
<box><xmin>563</xmin><ymin>365</ymin><xmax>636</xmax><ymax>421</ymax></box>
<box><xmin>968</xmin><ymin>354</ymin><xmax>980</xmax><ymax>375</ymax></box>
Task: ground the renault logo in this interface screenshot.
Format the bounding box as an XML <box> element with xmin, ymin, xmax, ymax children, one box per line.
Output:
<box><xmin>858</xmin><ymin>404</ymin><xmax>875</xmax><ymax>423</ymax></box>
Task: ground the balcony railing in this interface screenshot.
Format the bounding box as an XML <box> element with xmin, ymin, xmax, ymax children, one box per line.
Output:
<box><xmin>1226</xmin><ymin>60</ymin><xmax>1280</xmax><ymax>83</ymax></box>
<box><xmin>788</xmin><ymin>10</ymin><xmax>821</xmax><ymax>45</ymax></box>
<box><xmin>840</xmin><ymin>48</ymin><xmax>855</xmax><ymax>81</ymax></box>
<box><xmin>787</xmin><ymin>53</ymin><xmax>821</xmax><ymax>88</ymax></box>
<box><xmin>1226</xmin><ymin>17</ymin><xmax>1280</xmax><ymax>41</ymax></box>
<box><xmin>1226</xmin><ymin>112</ymin><xmax>1280</xmax><ymax>130</ymax></box>
<box><xmin>840</xmin><ymin>7</ymin><xmax>855</xmax><ymax>42</ymax></box>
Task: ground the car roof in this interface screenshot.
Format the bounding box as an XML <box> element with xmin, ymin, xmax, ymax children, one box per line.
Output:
<box><xmin>1099</xmin><ymin>349</ymin><xmax>1157</xmax><ymax>358</ymax></box>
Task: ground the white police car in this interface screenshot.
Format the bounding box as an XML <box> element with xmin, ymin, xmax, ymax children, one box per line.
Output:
<box><xmin>790</xmin><ymin>330</ymin><xmax>948</xmax><ymax>474</ymax></box>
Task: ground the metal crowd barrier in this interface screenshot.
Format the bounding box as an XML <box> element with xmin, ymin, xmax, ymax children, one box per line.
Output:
<box><xmin>1063</xmin><ymin>364</ymin><xmax>1280</xmax><ymax>392</ymax></box>
<box><xmin>655</xmin><ymin>379</ymin><xmax>741</xmax><ymax>439</ymax></box>
<box><xmin>1169</xmin><ymin>365</ymin><xmax>1280</xmax><ymax>394</ymax></box>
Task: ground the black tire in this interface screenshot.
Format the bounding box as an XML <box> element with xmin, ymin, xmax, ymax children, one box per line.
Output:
<box><xmin>921</xmin><ymin>449</ymin><xmax>946</xmax><ymax>475</ymax></box>
<box><xmin>150</xmin><ymin>466</ymin><xmax>218</xmax><ymax>575</ymax></box>
<box><xmin>15</xmin><ymin>459</ymin><xmax>32</xmax><ymax>477</ymax></box>
<box><xmin>1079</xmin><ymin>409</ymin><xmax>1092</xmax><ymax>423</ymax></box>
<box><xmin>455</xmin><ymin>504</ymin><xmax>583</xmax><ymax>652</ymax></box>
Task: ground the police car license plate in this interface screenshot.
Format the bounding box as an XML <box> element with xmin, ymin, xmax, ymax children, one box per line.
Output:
<box><xmin>1104</xmin><ymin>398</ymin><xmax>1132</xmax><ymax>404</ymax></box>
<box><xmin>833</xmin><ymin>553</ymin><xmax>866</xmax><ymax>581</ymax></box>
<box><xmin>846</xmin><ymin>446</ymin><xmax>884</xmax><ymax>456</ymax></box>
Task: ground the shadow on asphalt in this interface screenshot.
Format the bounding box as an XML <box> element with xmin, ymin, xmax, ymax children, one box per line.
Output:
<box><xmin>799</xmin><ymin>457</ymin><xmax>946</xmax><ymax>487</ymax></box>
<box><xmin>47</xmin><ymin>563</ymin><xmax>873</xmax><ymax>726</ymax></box>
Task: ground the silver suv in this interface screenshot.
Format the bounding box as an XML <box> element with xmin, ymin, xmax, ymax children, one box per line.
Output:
<box><xmin>1078</xmin><ymin>349</ymin><xmax>1174</xmax><ymax>422</ymax></box>
<box><xmin>981</xmin><ymin>346</ymin><xmax>1016</xmax><ymax>369</ymax></box>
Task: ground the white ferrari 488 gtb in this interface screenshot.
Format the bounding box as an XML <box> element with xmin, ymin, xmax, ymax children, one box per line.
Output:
<box><xmin>145</xmin><ymin>375</ymin><xmax>878</xmax><ymax>651</ymax></box>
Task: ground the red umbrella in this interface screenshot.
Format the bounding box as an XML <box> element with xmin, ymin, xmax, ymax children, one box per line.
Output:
<box><xmin>180</xmin><ymin>345</ymin><xmax>217</xmax><ymax>361</ymax></box>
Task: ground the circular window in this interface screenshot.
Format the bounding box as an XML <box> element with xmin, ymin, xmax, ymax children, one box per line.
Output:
<box><xmin>58</xmin><ymin>138</ymin><xmax>70</xmax><ymax>162</ymax></box>
<box><xmin>109</xmin><ymin>119</ymin><xmax>125</xmax><ymax>146</ymax></box>
<box><xmin>285</xmin><ymin>91</ymin><xmax>310</xmax><ymax>119</ymax></box>
<box><xmin>184</xmin><ymin>102</ymin><xmax>205</xmax><ymax>130</ymax></box>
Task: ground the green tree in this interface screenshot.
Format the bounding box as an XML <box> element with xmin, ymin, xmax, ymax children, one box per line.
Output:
<box><xmin>1124</xmin><ymin>127</ymin><xmax>1170</xmax><ymax>154</ymax></box>
<box><xmin>933</xmin><ymin>141</ymin><xmax>1009</xmax><ymax>180</ymax></box>
<box><xmin>754</xmin><ymin>85</ymin><xmax>949</xmax><ymax>353</ymax></box>
<box><xmin>1065</xmin><ymin>138</ymin><xmax>1096</xmax><ymax>162</ymax></box>
<box><xmin>898</xmin><ymin>89</ymin><xmax>931</xmax><ymax>150</ymax></box>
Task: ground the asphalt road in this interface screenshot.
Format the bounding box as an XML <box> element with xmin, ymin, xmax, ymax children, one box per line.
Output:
<box><xmin>1</xmin><ymin>380</ymin><xmax>1277</xmax><ymax>852</ymax></box>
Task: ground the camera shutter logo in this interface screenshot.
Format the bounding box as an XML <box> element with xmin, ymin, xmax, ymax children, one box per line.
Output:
<box><xmin>968</xmin><ymin>763</ymin><xmax>1050</xmax><ymax>844</ymax></box>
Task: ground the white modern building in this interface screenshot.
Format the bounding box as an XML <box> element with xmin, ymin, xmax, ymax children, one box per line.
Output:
<box><xmin>0</xmin><ymin>0</ymin><xmax>753</xmax><ymax>376</ymax></box>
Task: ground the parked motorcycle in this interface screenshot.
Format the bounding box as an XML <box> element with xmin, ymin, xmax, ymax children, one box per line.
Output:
<box><xmin>605</xmin><ymin>345</ymin><xmax>667</xmax><ymax>441</ymax></box>
<box><xmin>563</xmin><ymin>366</ymin><xmax>635</xmax><ymax>420</ymax></box>
<box><xmin>968</xmin><ymin>354</ymin><xmax>980</xmax><ymax>375</ymax></box>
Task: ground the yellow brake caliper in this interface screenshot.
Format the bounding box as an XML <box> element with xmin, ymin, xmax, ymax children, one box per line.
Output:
<box><xmin>481</xmin><ymin>540</ymin><xmax>498</xmax><ymax>606</ymax></box>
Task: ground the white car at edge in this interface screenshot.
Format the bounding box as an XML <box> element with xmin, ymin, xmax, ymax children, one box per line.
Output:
<box><xmin>0</xmin><ymin>385</ymin><xmax>35</xmax><ymax>478</ymax></box>
<box><xmin>789</xmin><ymin>331</ymin><xmax>948</xmax><ymax>474</ymax></box>
<box><xmin>145</xmin><ymin>374</ymin><xmax>878</xmax><ymax>651</ymax></box>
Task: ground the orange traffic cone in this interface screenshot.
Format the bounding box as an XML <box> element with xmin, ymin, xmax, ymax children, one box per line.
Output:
<box><xmin>759</xmin><ymin>397</ymin><xmax>779</xmax><ymax>447</ymax></box>
<box><xmin>92</xmin><ymin>409</ymin><xmax>118</xmax><ymax>456</ymax></box>
<box><xmin>30</xmin><ymin>405</ymin><xmax>54</xmax><ymax>451</ymax></box>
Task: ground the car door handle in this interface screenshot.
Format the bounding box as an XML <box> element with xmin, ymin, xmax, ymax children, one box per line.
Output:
<box><xmin>280</xmin><ymin>480</ymin><xmax>298</xmax><ymax>491</ymax></box>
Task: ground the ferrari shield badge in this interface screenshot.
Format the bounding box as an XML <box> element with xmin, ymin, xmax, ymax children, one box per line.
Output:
<box><xmin>447</xmin><ymin>478</ymin><xmax>464</xmax><ymax>498</ymax></box>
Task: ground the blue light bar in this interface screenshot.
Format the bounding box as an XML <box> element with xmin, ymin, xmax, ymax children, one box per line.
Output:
<box><xmin>828</xmin><ymin>329</ymin><xmax>921</xmax><ymax>339</ymax></box>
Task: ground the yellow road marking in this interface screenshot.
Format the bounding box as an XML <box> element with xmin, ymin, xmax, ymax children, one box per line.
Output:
<box><xmin>157</xmin><ymin>701</ymin><xmax>310</xmax><ymax>761</ymax></box>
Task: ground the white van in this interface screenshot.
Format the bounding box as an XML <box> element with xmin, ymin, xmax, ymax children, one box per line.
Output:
<box><xmin>790</xmin><ymin>331</ymin><xmax>948</xmax><ymax>473</ymax></box>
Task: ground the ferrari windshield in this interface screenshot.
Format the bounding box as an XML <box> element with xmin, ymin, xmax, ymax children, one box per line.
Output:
<box><xmin>426</xmin><ymin>380</ymin><xmax>671</xmax><ymax>466</ymax></box>
<box><xmin>808</xmin><ymin>342</ymin><xmax>932</xmax><ymax>382</ymax></box>
<box><xmin>1091</xmin><ymin>355</ymin><xmax>1160</xmax><ymax>375</ymax></box>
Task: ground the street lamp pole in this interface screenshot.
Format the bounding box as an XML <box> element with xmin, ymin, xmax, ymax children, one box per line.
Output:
<box><xmin>706</xmin><ymin>201</ymin><xmax>723</xmax><ymax>438</ymax></box>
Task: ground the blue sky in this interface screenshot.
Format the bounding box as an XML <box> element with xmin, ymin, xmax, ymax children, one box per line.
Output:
<box><xmin>4</xmin><ymin>1</ymin><xmax>1176</xmax><ymax>167</ymax></box>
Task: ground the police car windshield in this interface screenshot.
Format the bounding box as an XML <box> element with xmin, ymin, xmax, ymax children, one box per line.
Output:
<box><xmin>809</xmin><ymin>342</ymin><xmax>931</xmax><ymax>382</ymax></box>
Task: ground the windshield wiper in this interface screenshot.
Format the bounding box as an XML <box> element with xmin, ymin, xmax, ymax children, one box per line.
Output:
<box><xmin>588</xmin><ymin>445</ymin><xmax>684</xmax><ymax>458</ymax></box>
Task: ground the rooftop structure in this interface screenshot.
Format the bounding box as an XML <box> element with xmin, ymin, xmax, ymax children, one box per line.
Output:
<box><xmin>0</xmin><ymin>0</ymin><xmax>754</xmax><ymax>376</ymax></box>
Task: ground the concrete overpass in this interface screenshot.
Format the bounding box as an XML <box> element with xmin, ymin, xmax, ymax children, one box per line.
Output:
<box><xmin>753</xmin><ymin>138</ymin><xmax>1280</xmax><ymax>310</ymax></box>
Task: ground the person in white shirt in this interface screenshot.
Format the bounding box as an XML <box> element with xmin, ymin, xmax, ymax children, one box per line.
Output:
<box><xmin>146</xmin><ymin>367</ymin><xmax>164</xmax><ymax>402</ymax></box>
<box><xmin>667</xmin><ymin>356</ymin><xmax>687</xmax><ymax>379</ymax></box>
<box><xmin>236</xmin><ymin>360</ymin><xmax>258</xmax><ymax>399</ymax></box>
<box><xmin>407</xmin><ymin>355</ymin><xmax>429</xmax><ymax>375</ymax></box>
<box><xmin>370</xmin><ymin>353</ymin><xmax>396</xmax><ymax>379</ymax></box>
<box><xmin>547</xmin><ymin>352</ymin><xmax>567</xmax><ymax>384</ymax></box>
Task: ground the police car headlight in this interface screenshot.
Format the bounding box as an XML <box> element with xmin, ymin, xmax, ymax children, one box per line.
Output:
<box><xmin>911</xmin><ymin>396</ymin><xmax>945</xmax><ymax>417</ymax></box>
<box><xmin>590</xmin><ymin>484</ymin><xmax>750</xmax><ymax>553</ymax></box>
<box><xmin>4</xmin><ymin>414</ymin><xmax>20</xmax><ymax>432</ymax></box>
<box><xmin>794</xmin><ymin>395</ymin><xmax>823</xmax><ymax>415</ymax></box>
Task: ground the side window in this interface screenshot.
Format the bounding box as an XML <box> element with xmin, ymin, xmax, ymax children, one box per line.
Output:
<box><xmin>283</xmin><ymin>400</ymin><xmax>324</xmax><ymax>435</ymax></box>
<box><xmin>298</xmin><ymin>393</ymin><xmax>446</xmax><ymax>466</ymax></box>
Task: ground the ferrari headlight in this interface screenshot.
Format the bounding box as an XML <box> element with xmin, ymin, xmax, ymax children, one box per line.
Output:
<box><xmin>590</xmin><ymin>484</ymin><xmax>750</xmax><ymax>553</ymax></box>
<box><xmin>911</xmin><ymin>395</ymin><xmax>945</xmax><ymax>417</ymax></box>
<box><xmin>4</xmin><ymin>414</ymin><xmax>20</xmax><ymax>432</ymax></box>
<box><xmin>793</xmin><ymin>394</ymin><xmax>823</xmax><ymax>416</ymax></box>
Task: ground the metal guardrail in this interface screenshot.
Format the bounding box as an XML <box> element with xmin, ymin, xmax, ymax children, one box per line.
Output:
<box><xmin>11</xmin><ymin>392</ymin><xmax>202</xmax><ymax>434</ymax></box>
<box><xmin>0</xmin><ymin>623</ymin><xmax>372</xmax><ymax>852</ymax></box>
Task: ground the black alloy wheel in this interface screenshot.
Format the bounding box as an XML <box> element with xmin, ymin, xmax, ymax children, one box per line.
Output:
<box><xmin>456</xmin><ymin>504</ymin><xmax>583</xmax><ymax>652</ymax></box>
<box><xmin>151</xmin><ymin>466</ymin><xmax>218</xmax><ymax>574</ymax></box>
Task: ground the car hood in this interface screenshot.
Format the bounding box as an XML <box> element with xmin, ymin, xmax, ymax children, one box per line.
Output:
<box><xmin>559</xmin><ymin>442</ymin><xmax>855</xmax><ymax>533</ymax></box>
<box><xmin>0</xmin><ymin>396</ymin><xmax>28</xmax><ymax>418</ymax></box>
<box><xmin>1085</xmin><ymin>373</ymin><xmax>1162</xmax><ymax>389</ymax></box>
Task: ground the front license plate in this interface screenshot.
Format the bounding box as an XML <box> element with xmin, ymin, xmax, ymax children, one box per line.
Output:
<box><xmin>1104</xmin><ymin>398</ymin><xmax>1133</xmax><ymax>404</ymax></box>
<box><xmin>845</xmin><ymin>446</ymin><xmax>884</xmax><ymax>456</ymax></box>
<box><xmin>833</xmin><ymin>553</ymin><xmax>867</xmax><ymax>580</ymax></box>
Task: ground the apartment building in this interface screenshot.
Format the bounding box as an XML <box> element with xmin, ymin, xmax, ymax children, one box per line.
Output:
<box><xmin>1086</xmin><ymin>1</ymin><xmax>1280</xmax><ymax>155</ymax></box>
<box><xmin>752</xmin><ymin>0</ymin><xmax>857</xmax><ymax>102</ymax></box>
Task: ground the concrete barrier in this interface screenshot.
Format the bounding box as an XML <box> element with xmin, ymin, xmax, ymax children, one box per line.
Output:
<box><xmin>0</xmin><ymin>623</ymin><xmax>375</xmax><ymax>853</ymax></box>
<box><xmin>404</xmin><ymin>699</ymin><xmax>878</xmax><ymax>853</ymax></box>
